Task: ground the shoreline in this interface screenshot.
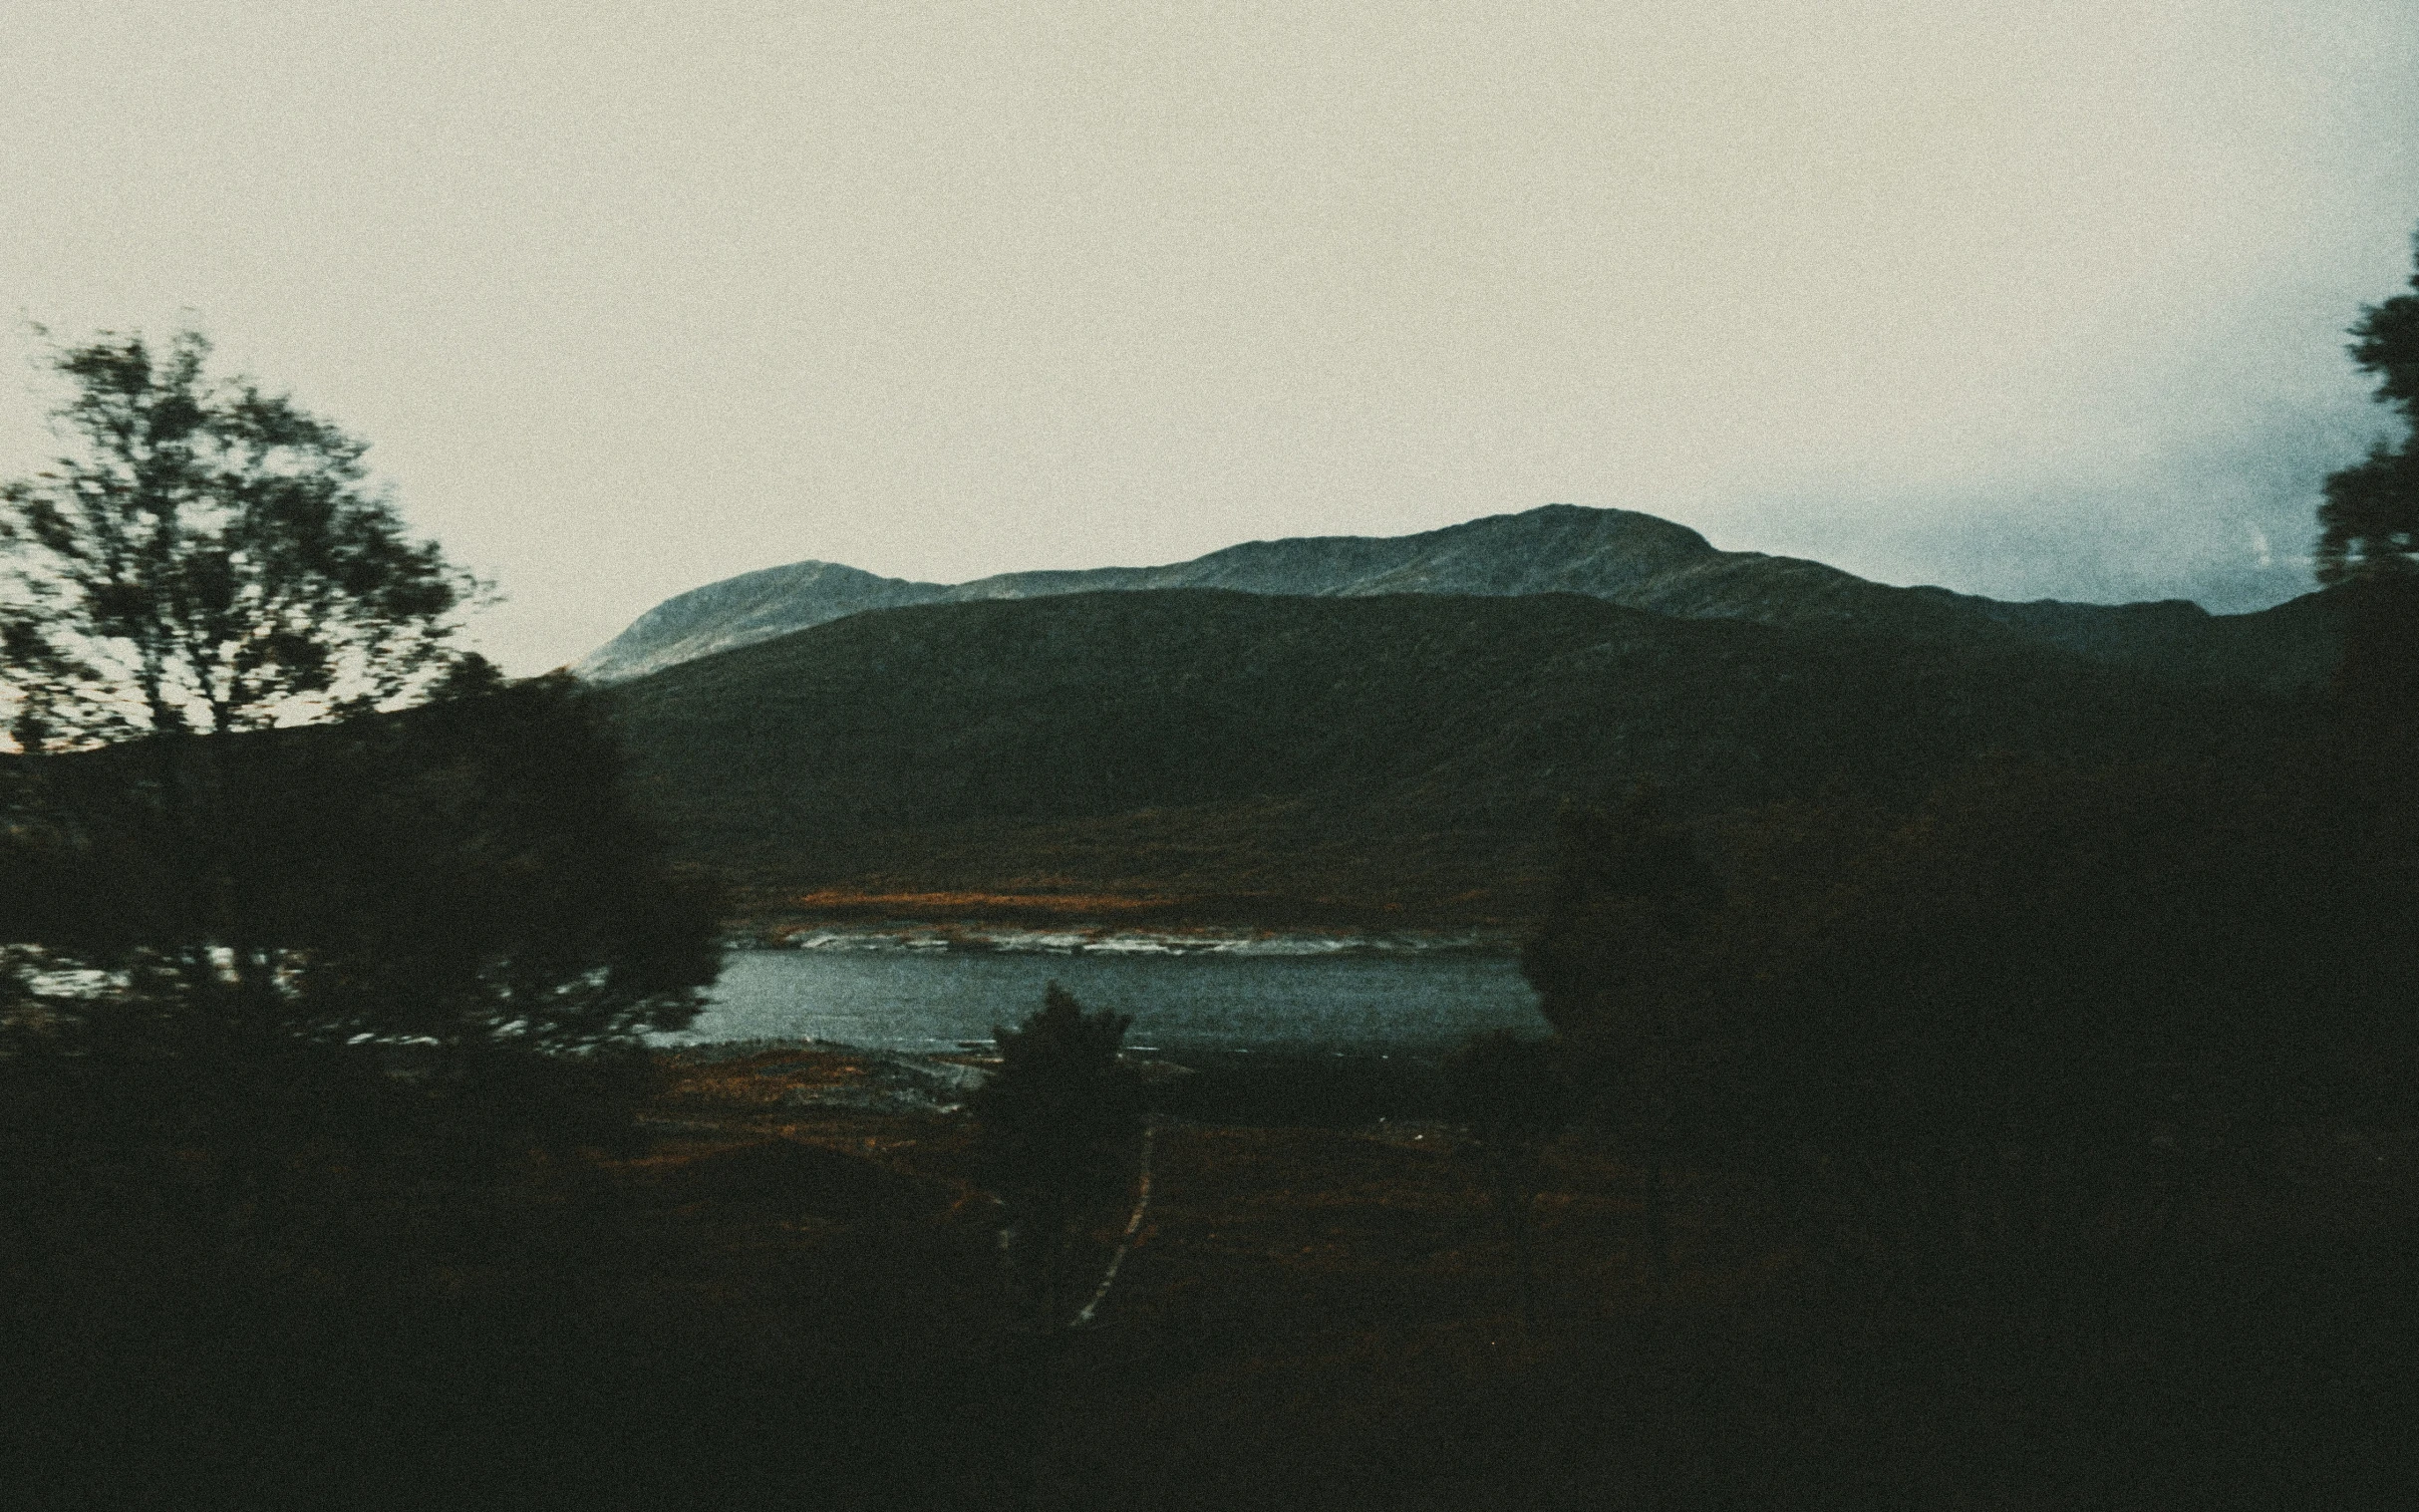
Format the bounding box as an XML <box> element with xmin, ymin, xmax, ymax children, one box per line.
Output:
<box><xmin>720</xmin><ymin>919</ymin><xmax>1524</xmax><ymax>957</ymax></box>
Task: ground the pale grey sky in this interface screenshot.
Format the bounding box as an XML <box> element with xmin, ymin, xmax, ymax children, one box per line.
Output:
<box><xmin>2</xmin><ymin>1</ymin><xmax>2412</xmax><ymax>673</ymax></box>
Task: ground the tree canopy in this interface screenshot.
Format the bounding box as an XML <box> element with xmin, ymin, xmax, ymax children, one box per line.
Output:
<box><xmin>971</xmin><ymin>983</ymin><xmax>1145</xmax><ymax>1213</ymax></box>
<box><xmin>0</xmin><ymin>331</ymin><xmax>713</xmax><ymax>1141</ymax></box>
<box><xmin>2317</xmin><ymin>228</ymin><xmax>2419</xmax><ymax>586</ymax></box>
<box><xmin>1</xmin><ymin>329</ymin><xmax>485</xmax><ymax>751</ymax></box>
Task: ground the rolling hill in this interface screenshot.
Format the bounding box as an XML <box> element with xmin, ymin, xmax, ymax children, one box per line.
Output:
<box><xmin>602</xmin><ymin>588</ymin><xmax>2311</xmax><ymax>929</ymax></box>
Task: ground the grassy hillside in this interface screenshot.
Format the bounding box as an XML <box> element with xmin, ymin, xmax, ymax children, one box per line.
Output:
<box><xmin>605</xmin><ymin>589</ymin><xmax>2298</xmax><ymax>927</ymax></box>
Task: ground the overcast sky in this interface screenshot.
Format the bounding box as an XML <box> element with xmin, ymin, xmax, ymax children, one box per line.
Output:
<box><xmin>2</xmin><ymin>2</ymin><xmax>2413</xmax><ymax>673</ymax></box>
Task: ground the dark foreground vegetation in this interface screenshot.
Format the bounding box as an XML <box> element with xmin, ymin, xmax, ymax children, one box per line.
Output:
<box><xmin>5</xmin><ymin>1045</ymin><xmax>2413</xmax><ymax>1509</ymax></box>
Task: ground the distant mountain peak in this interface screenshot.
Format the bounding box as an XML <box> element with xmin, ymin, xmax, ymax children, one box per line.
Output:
<box><xmin>573</xmin><ymin>503</ymin><xmax>2319</xmax><ymax>688</ymax></box>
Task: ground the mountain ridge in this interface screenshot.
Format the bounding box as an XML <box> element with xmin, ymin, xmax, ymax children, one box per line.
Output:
<box><xmin>578</xmin><ymin>504</ymin><xmax>2327</xmax><ymax>688</ymax></box>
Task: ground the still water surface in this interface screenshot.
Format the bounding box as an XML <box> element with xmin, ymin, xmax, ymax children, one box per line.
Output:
<box><xmin>662</xmin><ymin>948</ymin><xmax>1548</xmax><ymax>1055</ymax></box>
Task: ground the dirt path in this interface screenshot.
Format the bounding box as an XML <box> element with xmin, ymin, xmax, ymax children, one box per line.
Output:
<box><xmin>1071</xmin><ymin>1124</ymin><xmax>1158</xmax><ymax>1328</ymax></box>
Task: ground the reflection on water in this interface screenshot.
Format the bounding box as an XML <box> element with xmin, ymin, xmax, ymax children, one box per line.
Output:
<box><xmin>660</xmin><ymin>947</ymin><xmax>1548</xmax><ymax>1054</ymax></box>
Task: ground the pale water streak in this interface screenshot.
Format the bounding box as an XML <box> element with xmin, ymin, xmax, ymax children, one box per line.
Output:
<box><xmin>660</xmin><ymin>947</ymin><xmax>1547</xmax><ymax>1055</ymax></box>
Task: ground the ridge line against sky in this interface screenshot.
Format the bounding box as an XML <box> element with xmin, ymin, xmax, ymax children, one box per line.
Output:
<box><xmin>2</xmin><ymin>1</ymin><xmax>2413</xmax><ymax>675</ymax></box>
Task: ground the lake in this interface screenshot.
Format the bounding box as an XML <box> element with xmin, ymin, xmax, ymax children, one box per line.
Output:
<box><xmin>660</xmin><ymin>946</ymin><xmax>1549</xmax><ymax>1055</ymax></box>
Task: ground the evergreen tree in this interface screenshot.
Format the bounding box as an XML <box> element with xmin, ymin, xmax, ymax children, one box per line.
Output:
<box><xmin>2317</xmin><ymin>226</ymin><xmax>2419</xmax><ymax>586</ymax></box>
<box><xmin>2311</xmin><ymin>229</ymin><xmax>2419</xmax><ymax>862</ymax></box>
<box><xmin>969</xmin><ymin>983</ymin><xmax>1145</xmax><ymax>1329</ymax></box>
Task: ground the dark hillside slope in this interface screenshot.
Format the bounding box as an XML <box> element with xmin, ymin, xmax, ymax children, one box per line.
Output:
<box><xmin>605</xmin><ymin>590</ymin><xmax>2294</xmax><ymax>926</ymax></box>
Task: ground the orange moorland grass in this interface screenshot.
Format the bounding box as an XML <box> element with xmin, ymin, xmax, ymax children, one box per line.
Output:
<box><xmin>748</xmin><ymin>886</ymin><xmax>1460</xmax><ymax>931</ymax></box>
<box><xmin>722</xmin><ymin>869</ymin><xmax>1538</xmax><ymax>932</ymax></box>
